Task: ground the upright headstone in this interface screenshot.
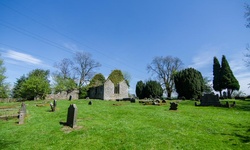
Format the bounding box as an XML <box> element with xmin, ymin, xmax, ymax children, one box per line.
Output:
<box><xmin>18</xmin><ymin>110</ymin><xmax>25</xmax><ymax>124</ymax></box>
<box><xmin>53</xmin><ymin>99</ymin><xmax>57</xmax><ymax>111</ymax></box>
<box><xmin>169</xmin><ymin>102</ymin><xmax>178</xmax><ymax>110</ymax></box>
<box><xmin>20</xmin><ymin>102</ymin><xmax>26</xmax><ymax>115</ymax></box>
<box><xmin>50</xmin><ymin>102</ymin><xmax>55</xmax><ymax>112</ymax></box>
<box><xmin>69</xmin><ymin>95</ymin><xmax>72</xmax><ymax>101</ymax></box>
<box><xmin>67</xmin><ymin>104</ymin><xmax>77</xmax><ymax>128</ymax></box>
<box><xmin>198</xmin><ymin>94</ymin><xmax>220</xmax><ymax>106</ymax></box>
<box><xmin>88</xmin><ymin>101</ymin><xmax>92</xmax><ymax>105</ymax></box>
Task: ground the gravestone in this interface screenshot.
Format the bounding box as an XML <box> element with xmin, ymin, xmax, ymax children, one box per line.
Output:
<box><xmin>20</xmin><ymin>102</ymin><xmax>26</xmax><ymax>115</ymax></box>
<box><xmin>66</xmin><ymin>104</ymin><xmax>77</xmax><ymax>128</ymax></box>
<box><xmin>53</xmin><ymin>99</ymin><xmax>57</xmax><ymax>107</ymax></box>
<box><xmin>69</xmin><ymin>95</ymin><xmax>72</xmax><ymax>101</ymax></box>
<box><xmin>88</xmin><ymin>101</ymin><xmax>92</xmax><ymax>105</ymax></box>
<box><xmin>18</xmin><ymin>110</ymin><xmax>25</xmax><ymax>124</ymax></box>
<box><xmin>130</xmin><ymin>98</ymin><xmax>136</xmax><ymax>103</ymax></box>
<box><xmin>197</xmin><ymin>94</ymin><xmax>220</xmax><ymax>106</ymax></box>
<box><xmin>50</xmin><ymin>103</ymin><xmax>55</xmax><ymax>112</ymax></box>
<box><xmin>169</xmin><ymin>102</ymin><xmax>178</xmax><ymax>110</ymax></box>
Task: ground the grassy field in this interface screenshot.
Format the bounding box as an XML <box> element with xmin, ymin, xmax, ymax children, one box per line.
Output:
<box><xmin>0</xmin><ymin>99</ymin><xmax>250</xmax><ymax>150</ymax></box>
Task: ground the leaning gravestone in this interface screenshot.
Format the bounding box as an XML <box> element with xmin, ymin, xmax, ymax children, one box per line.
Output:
<box><xmin>67</xmin><ymin>104</ymin><xmax>77</xmax><ymax>128</ymax></box>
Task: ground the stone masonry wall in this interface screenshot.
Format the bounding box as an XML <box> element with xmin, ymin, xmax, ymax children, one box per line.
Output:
<box><xmin>46</xmin><ymin>90</ymin><xmax>79</xmax><ymax>100</ymax></box>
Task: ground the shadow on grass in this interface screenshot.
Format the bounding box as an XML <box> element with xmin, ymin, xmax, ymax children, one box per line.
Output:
<box><xmin>234</xmin><ymin>133</ymin><xmax>250</xmax><ymax>143</ymax></box>
<box><xmin>223</xmin><ymin>123</ymin><xmax>250</xmax><ymax>144</ymax></box>
<box><xmin>0</xmin><ymin>139</ymin><xmax>19</xmax><ymax>149</ymax></box>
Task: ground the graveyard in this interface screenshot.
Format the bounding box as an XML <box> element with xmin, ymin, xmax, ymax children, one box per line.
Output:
<box><xmin>0</xmin><ymin>99</ymin><xmax>250</xmax><ymax>150</ymax></box>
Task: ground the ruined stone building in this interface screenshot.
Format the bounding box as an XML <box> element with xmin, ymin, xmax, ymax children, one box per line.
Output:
<box><xmin>88</xmin><ymin>79</ymin><xmax>128</xmax><ymax>100</ymax></box>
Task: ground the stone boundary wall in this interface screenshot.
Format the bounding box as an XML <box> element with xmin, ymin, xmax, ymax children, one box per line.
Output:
<box><xmin>46</xmin><ymin>90</ymin><xmax>79</xmax><ymax>100</ymax></box>
<box><xmin>0</xmin><ymin>98</ymin><xmax>17</xmax><ymax>103</ymax></box>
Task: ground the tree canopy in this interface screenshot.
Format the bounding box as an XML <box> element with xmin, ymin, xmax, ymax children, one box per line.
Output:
<box><xmin>213</xmin><ymin>56</ymin><xmax>222</xmax><ymax>96</ymax></box>
<box><xmin>220</xmin><ymin>55</ymin><xmax>239</xmax><ymax>98</ymax></box>
<box><xmin>107</xmin><ymin>69</ymin><xmax>125</xmax><ymax>85</ymax></box>
<box><xmin>174</xmin><ymin>68</ymin><xmax>204</xmax><ymax>99</ymax></box>
<box><xmin>147</xmin><ymin>56</ymin><xmax>183</xmax><ymax>98</ymax></box>
<box><xmin>88</xmin><ymin>73</ymin><xmax>106</xmax><ymax>88</ymax></box>
<box><xmin>135</xmin><ymin>80</ymin><xmax>145</xmax><ymax>99</ymax></box>
<box><xmin>0</xmin><ymin>55</ymin><xmax>9</xmax><ymax>98</ymax></box>
<box><xmin>13</xmin><ymin>69</ymin><xmax>51</xmax><ymax>100</ymax></box>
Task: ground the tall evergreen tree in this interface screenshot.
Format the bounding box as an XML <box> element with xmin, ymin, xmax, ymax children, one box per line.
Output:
<box><xmin>220</xmin><ymin>55</ymin><xmax>239</xmax><ymax>98</ymax></box>
<box><xmin>213</xmin><ymin>57</ymin><xmax>222</xmax><ymax>96</ymax></box>
<box><xmin>144</xmin><ymin>80</ymin><xmax>163</xmax><ymax>98</ymax></box>
<box><xmin>135</xmin><ymin>80</ymin><xmax>145</xmax><ymax>99</ymax></box>
<box><xmin>174</xmin><ymin>68</ymin><xmax>204</xmax><ymax>99</ymax></box>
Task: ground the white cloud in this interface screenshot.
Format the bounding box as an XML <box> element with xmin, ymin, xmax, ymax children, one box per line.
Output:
<box><xmin>189</xmin><ymin>47</ymin><xmax>219</xmax><ymax>70</ymax></box>
<box><xmin>190</xmin><ymin>46</ymin><xmax>250</xmax><ymax>95</ymax></box>
<box><xmin>5</xmin><ymin>50</ymin><xmax>42</xmax><ymax>65</ymax></box>
<box><xmin>63</xmin><ymin>43</ymin><xmax>79</xmax><ymax>52</ymax></box>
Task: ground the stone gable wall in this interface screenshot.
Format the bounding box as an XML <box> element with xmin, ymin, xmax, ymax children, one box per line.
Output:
<box><xmin>103</xmin><ymin>79</ymin><xmax>128</xmax><ymax>100</ymax></box>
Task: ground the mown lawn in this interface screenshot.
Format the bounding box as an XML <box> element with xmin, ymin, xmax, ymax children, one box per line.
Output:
<box><xmin>0</xmin><ymin>99</ymin><xmax>249</xmax><ymax>150</ymax></box>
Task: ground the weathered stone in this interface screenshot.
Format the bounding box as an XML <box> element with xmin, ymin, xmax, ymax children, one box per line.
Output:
<box><xmin>169</xmin><ymin>102</ymin><xmax>178</xmax><ymax>110</ymax></box>
<box><xmin>67</xmin><ymin>104</ymin><xmax>77</xmax><ymax>128</ymax></box>
<box><xmin>18</xmin><ymin>110</ymin><xmax>25</xmax><ymax>124</ymax></box>
<box><xmin>50</xmin><ymin>102</ymin><xmax>55</xmax><ymax>112</ymax></box>
<box><xmin>197</xmin><ymin>94</ymin><xmax>221</xmax><ymax>106</ymax></box>
<box><xmin>20</xmin><ymin>102</ymin><xmax>26</xmax><ymax>115</ymax></box>
<box><xmin>130</xmin><ymin>98</ymin><xmax>136</xmax><ymax>103</ymax></box>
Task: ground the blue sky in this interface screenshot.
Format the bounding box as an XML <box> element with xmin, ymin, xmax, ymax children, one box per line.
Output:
<box><xmin>0</xmin><ymin>0</ymin><xmax>250</xmax><ymax>95</ymax></box>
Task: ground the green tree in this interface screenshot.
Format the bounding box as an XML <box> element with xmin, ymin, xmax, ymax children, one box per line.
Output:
<box><xmin>19</xmin><ymin>69</ymin><xmax>51</xmax><ymax>100</ymax></box>
<box><xmin>213</xmin><ymin>57</ymin><xmax>222</xmax><ymax>96</ymax></box>
<box><xmin>135</xmin><ymin>80</ymin><xmax>145</xmax><ymax>99</ymax></box>
<box><xmin>0</xmin><ymin>55</ymin><xmax>9</xmax><ymax>98</ymax></box>
<box><xmin>12</xmin><ymin>75</ymin><xmax>27</xmax><ymax>98</ymax></box>
<box><xmin>53</xmin><ymin>75</ymin><xmax>77</xmax><ymax>93</ymax></box>
<box><xmin>88</xmin><ymin>73</ymin><xmax>106</xmax><ymax>88</ymax></box>
<box><xmin>174</xmin><ymin>68</ymin><xmax>204</xmax><ymax>99</ymax></box>
<box><xmin>220</xmin><ymin>55</ymin><xmax>240</xmax><ymax>98</ymax></box>
<box><xmin>147</xmin><ymin>56</ymin><xmax>183</xmax><ymax>98</ymax></box>
<box><xmin>144</xmin><ymin>80</ymin><xmax>163</xmax><ymax>98</ymax></box>
<box><xmin>203</xmin><ymin>77</ymin><xmax>213</xmax><ymax>94</ymax></box>
<box><xmin>107</xmin><ymin>69</ymin><xmax>125</xmax><ymax>85</ymax></box>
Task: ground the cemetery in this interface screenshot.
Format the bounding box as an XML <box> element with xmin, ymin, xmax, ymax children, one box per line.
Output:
<box><xmin>0</xmin><ymin>98</ymin><xmax>249</xmax><ymax>149</ymax></box>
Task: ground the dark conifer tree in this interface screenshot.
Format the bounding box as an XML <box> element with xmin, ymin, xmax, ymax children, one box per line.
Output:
<box><xmin>220</xmin><ymin>55</ymin><xmax>239</xmax><ymax>98</ymax></box>
<box><xmin>174</xmin><ymin>68</ymin><xmax>204</xmax><ymax>99</ymax></box>
<box><xmin>135</xmin><ymin>81</ymin><xmax>145</xmax><ymax>99</ymax></box>
<box><xmin>213</xmin><ymin>57</ymin><xmax>222</xmax><ymax>96</ymax></box>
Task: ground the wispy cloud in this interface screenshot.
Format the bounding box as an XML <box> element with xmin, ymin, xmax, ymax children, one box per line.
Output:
<box><xmin>5</xmin><ymin>50</ymin><xmax>42</xmax><ymax>65</ymax></box>
<box><xmin>189</xmin><ymin>46</ymin><xmax>220</xmax><ymax>69</ymax></box>
<box><xmin>190</xmin><ymin>45</ymin><xmax>250</xmax><ymax>94</ymax></box>
<box><xmin>63</xmin><ymin>43</ymin><xmax>79</xmax><ymax>52</ymax></box>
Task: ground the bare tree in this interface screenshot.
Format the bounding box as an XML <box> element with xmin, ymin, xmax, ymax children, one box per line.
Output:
<box><xmin>245</xmin><ymin>3</ymin><xmax>250</xmax><ymax>28</ymax></box>
<box><xmin>73</xmin><ymin>51</ymin><xmax>101</xmax><ymax>88</ymax></box>
<box><xmin>54</xmin><ymin>58</ymin><xmax>73</xmax><ymax>79</ymax></box>
<box><xmin>147</xmin><ymin>56</ymin><xmax>183</xmax><ymax>98</ymax></box>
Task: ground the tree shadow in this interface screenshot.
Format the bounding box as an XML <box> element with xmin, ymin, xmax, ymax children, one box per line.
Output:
<box><xmin>0</xmin><ymin>139</ymin><xmax>19</xmax><ymax>149</ymax></box>
<box><xmin>234</xmin><ymin>133</ymin><xmax>250</xmax><ymax>143</ymax></box>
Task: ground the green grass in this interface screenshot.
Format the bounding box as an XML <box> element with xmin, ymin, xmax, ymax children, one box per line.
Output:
<box><xmin>0</xmin><ymin>99</ymin><xmax>250</xmax><ymax>150</ymax></box>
